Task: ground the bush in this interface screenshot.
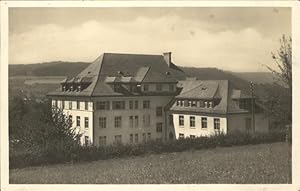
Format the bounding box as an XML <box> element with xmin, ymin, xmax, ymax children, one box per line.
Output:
<box><xmin>9</xmin><ymin>131</ymin><xmax>286</xmax><ymax>169</ymax></box>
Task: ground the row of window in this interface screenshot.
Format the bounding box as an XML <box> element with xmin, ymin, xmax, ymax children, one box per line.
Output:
<box><xmin>54</xmin><ymin>100</ymin><xmax>89</xmax><ymax>110</ymax></box>
<box><xmin>176</xmin><ymin>100</ymin><xmax>214</xmax><ymax>108</ymax></box>
<box><xmin>98</xmin><ymin>133</ymin><xmax>153</xmax><ymax>145</ymax></box>
<box><xmin>99</xmin><ymin>116</ymin><xmax>163</xmax><ymax>132</ymax></box>
<box><xmin>95</xmin><ymin>100</ymin><xmax>151</xmax><ymax>110</ymax></box>
<box><xmin>69</xmin><ymin>115</ymin><xmax>89</xmax><ymax>128</ymax></box>
<box><xmin>179</xmin><ymin>115</ymin><xmax>220</xmax><ymax>130</ymax></box>
<box><xmin>143</xmin><ymin>84</ymin><xmax>175</xmax><ymax>92</ymax></box>
<box><xmin>178</xmin><ymin>134</ymin><xmax>196</xmax><ymax>139</ymax></box>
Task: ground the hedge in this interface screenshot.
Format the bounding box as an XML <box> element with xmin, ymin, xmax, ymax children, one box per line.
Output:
<box><xmin>10</xmin><ymin>131</ymin><xmax>287</xmax><ymax>169</ymax></box>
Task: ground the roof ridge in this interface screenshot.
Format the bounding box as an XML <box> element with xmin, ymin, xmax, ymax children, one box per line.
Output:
<box><xmin>90</xmin><ymin>54</ymin><xmax>104</xmax><ymax>96</ymax></box>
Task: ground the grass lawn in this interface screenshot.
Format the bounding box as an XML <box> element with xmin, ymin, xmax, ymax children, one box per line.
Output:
<box><xmin>9</xmin><ymin>142</ymin><xmax>291</xmax><ymax>184</ymax></box>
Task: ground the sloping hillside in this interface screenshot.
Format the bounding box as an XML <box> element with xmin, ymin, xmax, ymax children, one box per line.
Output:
<box><xmin>9</xmin><ymin>61</ymin><xmax>90</xmax><ymax>78</ymax></box>
<box><xmin>9</xmin><ymin>62</ymin><xmax>273</xmax><ymax>98</ymax></box>
<box><xmin>232</xmin><ymin>72</ymin><xmax>275</xmax><ymax>84</ymax></box>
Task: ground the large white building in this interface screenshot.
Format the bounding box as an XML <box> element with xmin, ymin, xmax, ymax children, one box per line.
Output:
<box><xmin>48</xmin><ymin>52</ymin><xmax>186</xmax><ymax>145</ymax></box>
<box><xmin>48</xmin><ymin>52</ymin><xmax>269</xmax><ymax>145</ymax></box>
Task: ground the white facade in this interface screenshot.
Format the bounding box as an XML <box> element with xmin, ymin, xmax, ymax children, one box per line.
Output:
<box><xmin>52</xmin><ymin>99</ymin><xmax>94</xmax><ymax>145</ymax></box>
<box><xmin>52</xmin><ymin>95</ymin><xmax>173</xmax><ymax>145</ymax></box>
<box><xmin>171</xmin><ymin>113</ymin><xmax>227</xmax><ymax>139</ymax></box>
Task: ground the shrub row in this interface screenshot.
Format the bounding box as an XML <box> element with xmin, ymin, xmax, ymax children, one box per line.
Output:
<box><xmin>10</xmin><ymin>131</ymin><xmax>287</xmax><ymax>169</ymax></box>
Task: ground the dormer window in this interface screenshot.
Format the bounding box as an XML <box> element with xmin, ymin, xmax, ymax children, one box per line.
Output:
<box><xmin>204</xmin><ymin>101</ymin><xmax>208</xmax><ymax>108</ymax></box>
<box><xmin>209</xmin><ymin>101</ymin><xmax>213</xmax><ymax>108</ymax></box>
<box><xmin>62</xmin><ymin>85</ymin><xmax>66</xmax><ymax>91</ymax></box>
<box><xmin>78</xmin><ymin>85</ymin><xmax>81</xmax><ymax>92</ymax></box>
<box><xmin>70</xmin><ymin>85</ymin><xmax>74</xmax><ymax>92</ymax></box>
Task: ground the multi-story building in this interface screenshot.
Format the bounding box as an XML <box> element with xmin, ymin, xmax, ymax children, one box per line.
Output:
<box><xmin>166</xmin><ymin>79</ymin><xmax>269</xmax><ymax>139</ymax></box>
<box><xmin>47</xmin><ymin>52</ymin><xmax>186</xmax><ymax>145</ymax></box>
<box><xmin>48</xmin><ymin>52</ymin><xmax>270</xmax><ymax>145</ymax></box>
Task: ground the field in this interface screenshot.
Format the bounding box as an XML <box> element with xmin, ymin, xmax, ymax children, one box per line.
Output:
<box><xmin>10</xmin><ymin>142</ymin><xmax>291</xmax><ymax>184</ymax></box>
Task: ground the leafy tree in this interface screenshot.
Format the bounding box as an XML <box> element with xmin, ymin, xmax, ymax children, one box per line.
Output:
<box><xmin>265</xmin><ymin>35</ymin><xmax>292</xmax><ymax>129</ymax></box>
<box><xmin>9</xmin><ymin>97</ymin><xmax>82</xmax><ymax>152</ymax></box>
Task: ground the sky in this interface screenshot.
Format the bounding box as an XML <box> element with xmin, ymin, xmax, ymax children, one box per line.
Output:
<box><xmin>9</xmin><ymin>7</ymin><xmax>291</xmax><ymax>72</ymax></box>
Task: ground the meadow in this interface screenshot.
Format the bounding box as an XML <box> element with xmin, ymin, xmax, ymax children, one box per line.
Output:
<box><xmin>10</xmin><ymin>142</ymin><xmax>291</xmax><ymax>184</ymax></box>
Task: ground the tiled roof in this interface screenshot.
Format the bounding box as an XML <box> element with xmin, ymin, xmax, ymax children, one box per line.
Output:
<box><xmin>47</xmin><ymin>53</ymin><xmax>186</xmax><ymax>97</ymax></box>
<box><xmin>170</xmin><ymin>80</ymin><xmax>250</xmax><ymax>114</ymax></box>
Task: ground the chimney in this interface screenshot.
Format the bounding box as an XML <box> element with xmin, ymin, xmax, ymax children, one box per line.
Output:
<box><xmin>163</xmin><ymin>52</ymin><xmax>172</xmax><ymax>67</ymax></box>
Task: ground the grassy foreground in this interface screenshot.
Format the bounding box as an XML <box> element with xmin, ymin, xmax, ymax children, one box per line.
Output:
<box><xmin>10</xmin><ymin>142</ymin><xmax>291</xmax><ymax>184</ymax></box>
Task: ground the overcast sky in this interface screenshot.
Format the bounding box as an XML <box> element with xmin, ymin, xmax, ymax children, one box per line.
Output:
<box><xmin>9</xmin><ymin>7</ymin><xmax>291</xmax><ymax>72</ymax></box>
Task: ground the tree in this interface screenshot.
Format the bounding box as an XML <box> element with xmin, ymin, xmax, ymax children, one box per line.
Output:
<box><xmin>265</xmin><ymin>35</ymin><xmax>292</xmax><ymax>129</ymax></box>
<box><xmin>9</xmin><ymin>97</ymin><xmax>82</xmax><ymax>151</ymax></box>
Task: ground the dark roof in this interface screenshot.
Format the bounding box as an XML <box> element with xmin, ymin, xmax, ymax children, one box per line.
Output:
<box><xmin>170</xmin><ymin>80</ymin><xmax>250</xmax><ymax>114</ymax></box>
<box><xmin>48</xmin><ymin>53</ymin><xmax>186</xmax><ymax>97</ymax></box>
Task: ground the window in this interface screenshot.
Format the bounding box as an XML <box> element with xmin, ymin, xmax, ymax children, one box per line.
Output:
<box><xmin>99</xmin><ymin>117</ymin><xmax>106</xmax><ymax>128</ymax></box>
<box><xmin>169</xmin><ymin>115</ymin><xmax>173</xmax><ymax>125</ymax></box>
<box><xmin>62</xmin><ymin>100</ymin><xmax>65</xmax><ymax>109</ymax></box>
<box><xmin>134</xmin><ymin>134</ymin><xmax>138</xmax><ymax>143</ymax></box>
<box><xmin>77</xmin><ymin>101</ymin><xmax>80</xmax><ymax>110</ymax></box>
<box><xmin>176</xmin><ymin>100</ymin><xmax>180</xmax><ymax>106</ymax></box>
<box><xmin>99</xmin><ymin>136</ymin><xmax>106</xmax><ymax>146</ymax></box>
<box><xmin>129</xmin><ymin>116</ymin><xmax>134</xmax><ymax>128</ymax></box>
<box><xmin>179</xmin><ymin>133</ymin><xmax>184</xmax><ymax>139</ymax></box>
<box><xmin>190</xmin><ymin>135</ymin><xmax>196</xmax><ymax>139</ymax></box>
<box><xmin>156</xmin><ymin>106</ymin><xmax>163</xmax><ymax>116</ymax></box>
<box><xmin>143</xmin><ymin>84</ymin><xmax>149</xmax><ymax>92</ymax></box>
<box><xmin>85</xmin><ymin>101</ymin><xmax>88</xmax><ymax>110</ymax></box>
<box><xmin>115</xmin><ymin>116</ymin><xmax>122</xmax><ymax>128</ymax></box>
<box><xmin>190</xmin><ymin>116</ymin><xmax>195</xmax><ymax>128</ymax></box>
<box><xmin>147</xmin><ymin>133</ymin><xmax>151</xmax><ymax>140</ymax></box>
<box><xmin>135</xmin><ymin>100</ymin><xmax>139</xmax><ymax>109</ymax></box>
<box><xmin>209</xmin><ymin>101</ymin><xmax>213</xmax><ymax>108</ymax></box>
<box><xmin>134</xmin><ymin>116</ymin><xmax>139</xmax><ymax>128</ymax></box>
<box><xmin>76</xmin><ymin>116</ymin><xmax>80</xmax><ymax>127</ymax></box>
<box><xmin>112</xmin><ymin>101</ymin><xmax>125</xmax><ymax>110</ymax></box>
<box><xmin>156</xmin><ymin>123</ymin><xmax>163</xmax><ymax>132</ymax></box>
<box><xmin>129</xmin><ymin>101</ymin><xmax>133</xmax><ymax>109</ymax></box>
<box><xmin>143</xmin><ymin>115</ymin><xmax>150</xmax><ymax>127</ymax></box>
<box><xmin>214</xmin><ymin>118</ymin><xmax>220</xmax><ymax>130</ymax></box>
<box><xmin>179</xmin><ymin>115</ymin><xmax>184</xmax><ymax>126</ymax></box>
<box><xmin>84</xmin><ymin>117</ymin><xmax>89</xmax><ymax>128</ymax></box>
<box><xmin>143</xmin><ymin>100</ymin><xmax>150</xmax><ymax>109</ymax></box>
<box><xmin>69</xmin><ymin>101</ymin><xmax>72</xmax><ymax>109</ymax></box>
<box><xmin>142</xmin><ymin>133</ymin><xmax>146</xmax><ymax>143</ymax></box>
<box><xmin>169</xmin><ymin>84</ymin><xmax>175</xmax><ymax>91</ymax></box>
<box><xmin>130</xmin><ymin>134</ymin><xmax>133</xmax><ymax>143</ymax></box>
<box><xmin>156</xmin><ymin>84</ymin><xmax>162</xmax><ymax>91</ymax></box>
<box><xmin>69</xmin><ymin>115</ymin><xmax>73</xmax><ymax>123</ymax></box>
<box><xmin>192</xmin><ymin>101</ymin><xmax>197</xmax><ymax>107</ymax></box>
<box><xmin>201</xmin><ymin>117</ymin><xmax>207</xmax><ymax>129</ymax></box>
<box><xmin>54</xmin><ymin>100</ymin><xmax>58</xmax><ymax>108</ymax></box>
<box><xmin>96</xmin><ymin>101</ymin><xmax>110</xmax><ymax>110</ymax></box>
<box><xmin>204</xmin><ymin>101</ymin><xmax>208</xmax><ymax>108</ymax></box>
<box><xmin>179</xmin><ymin>100</ymin><xmax>184</xmax><ymax>107</ymax></box>
<box><xmin>84</xmin><ymin>136</ymin><xmax>89</xmax><ymax>145</ymax></box>
<box><xmin>199</xmin><ymin>101</ymin><xmax>205</xmax><ymax>108</ymax></box>
<box><xmin>188</xmin><ymin>101</ymin><xmax>192</xmax><ymax>107</ymax></box>
<box><xmin>114</xmin><ymin>135</ymin><xmax>122</xmax><ymax>144</ymax></box>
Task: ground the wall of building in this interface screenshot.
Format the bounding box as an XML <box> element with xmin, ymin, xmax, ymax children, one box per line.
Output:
<box><xmin>92</xmin><ymin>96</ymin><xmax>173</xmax><ymax>146</ymax></box>
<box><xmin>227</xmin><ymin>113</ymin><xmax>269</xmax><ymax>134</ymax></box>
<box><xmin>171</xmin><ymin>113</ymin><xmax>227</xmax><ymax>139</ymax></box>
<box><xmin>52</xmin><ymin>99</ymin><xmax>94</xmax><ymax>145</ymax></box>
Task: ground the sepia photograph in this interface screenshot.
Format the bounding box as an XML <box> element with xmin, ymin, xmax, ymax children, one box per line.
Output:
<box><xmin>1</xmin><ymin>1</ymin><xmax>298</xmax><ymax>189</ymax></box>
